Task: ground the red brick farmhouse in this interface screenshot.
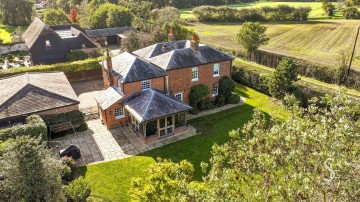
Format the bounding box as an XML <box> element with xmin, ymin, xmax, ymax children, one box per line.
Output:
<box><xmin>95</xmin><ymin>31</ymin><xmax>234</xmax><ymax>143</ymax></box>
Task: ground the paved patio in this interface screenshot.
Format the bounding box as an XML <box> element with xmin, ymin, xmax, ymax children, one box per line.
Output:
<box><xmin>70</xmin><ymin>78</ymin><xmax>104</xmax><ymax>109</ymax></box>
<box><xmin>50</xmin><ymin>119</ymin><xmax>197</xmax><ymax>166</ymax></box>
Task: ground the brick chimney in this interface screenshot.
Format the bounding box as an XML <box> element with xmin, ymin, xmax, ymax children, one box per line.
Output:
<box><xmin>190</xmin><ymin>35</ymin><xmax>199</xmax><ymax>51</ymax></box>
<box><xmin>168</xmin><ymin>27</ymin><xmax>175</xmax><ymax>42</ymax></box>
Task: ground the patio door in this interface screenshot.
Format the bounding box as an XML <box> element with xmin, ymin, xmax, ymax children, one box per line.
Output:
<box><xmin>158</xmin><ymin>115</ymin><xmax>174</xmax><ymax>137</ymax></box>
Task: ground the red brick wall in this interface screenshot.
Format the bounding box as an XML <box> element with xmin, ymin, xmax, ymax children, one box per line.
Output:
<box><xmin>167</xmin><ymin>60</ymin><xmax>232</xmax><ymax>104</ymax></box>
<box><xmin>122</xmin><ymin>77</ymin><xmax>165</xmax><ymax>97</ymax></box>
<box><xmin>37</xmin><ymin>105</ymin><xmax>79</xmax><ymax>116</ymax></box>
<box><xmin>101</xmin><ymin>103</ymin><xmax>129</xmax><ymax>129</ymax></box>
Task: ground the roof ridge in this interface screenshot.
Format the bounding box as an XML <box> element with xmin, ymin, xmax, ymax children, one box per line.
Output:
<box><xmin>142</xmin><ymin>89</ymin><xmax>156</xmax><ymax>121</ymax></box>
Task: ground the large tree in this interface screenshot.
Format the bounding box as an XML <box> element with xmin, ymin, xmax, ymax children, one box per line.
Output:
<box><xmin>131</xmin><ymin>93</ymin><xmax>360</xmax><ymax>201</ymax></box>
<box><xmin>0</xmin><ymin>0</ymin><xmax>33</xmax><ymax>26</ymax></box>
<box><xmin>43</xmin><ymin>9</ymin><xmax>71</xmax><ymax>26</ymax></box>
<box><xmin>269</xmin><ymin>57</ymin><xmax>299</xmax><ymax>99</ymax></box>
<box><xmin>90</xmin><ymin>3</ymin><xmax>132</xmax><ymax>29</ymax></box>
<box><xmin>0</xmin><ymin>136</ymin><xmax>64</xmax><ymax>201</ymax></box>
<box><xmin>236</xmin><ymin>22</ymin><xmax>269</xmax><ymax>56</ymax></box>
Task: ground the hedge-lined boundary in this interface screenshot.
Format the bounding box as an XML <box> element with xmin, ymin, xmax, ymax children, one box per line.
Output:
<box><xmin>0</xmin><ymin>115</ymin><xmax>47</xmax><ymax>141</ymax></box>
<box><xmin>0</xmin><ymin>57</ymin><xmax>103</xmax><ymax>79</ymax></box>
<box><xmin>208</xmin><ymin>44</ymin><xmax>360</xmax><ymax>91</ymax></box>
<box><xmin>41</xmin><ymin>110</ymin><xmax>87</xmax><ymax>137</ymax></box>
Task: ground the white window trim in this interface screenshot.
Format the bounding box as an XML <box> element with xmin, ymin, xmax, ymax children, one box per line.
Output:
<box><xmin>212</xmin><ymin>84</ymin><xmax>219</xmax><ymax>97</ymax></box>
<box><xmin>213</xmin><ymin>63</ymin><xmax>220</xmax><ymax>77</ymax></box>
<box><xmin>45</xmin><ymin>40</ymin><xmax>51</xmax><ymax>47</ymax></box>
<box><xmin>115</xmin><ymin>108</ymin><xmax>125</xmax><ymax>119</ymax></box>
<box><xmin>141</xmin><ymin>80</ymin><xmax>151</xmax><ymax>90</ymax></box>
<box><xmin>191</xmin><ymin>67</ymin><xmax>199</xmax><ymax>82</ymax></box>
<box><xmin>175</xmin><ymin>93</ymin><xmax>183</xmax><ymax>101</ymax></box>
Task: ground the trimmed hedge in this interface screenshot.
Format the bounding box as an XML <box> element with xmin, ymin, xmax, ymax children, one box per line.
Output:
<box><xmin>41</xmin><ymin>111</ymin><xmax>87</xmax><ymax>136</ymax></box>
<box><xmin>0</xmin><ymin>115</ymin><xmax>47</xmax><ymax>141</ymax></box>
<box><xmin>0</xmin><ymin>57</ymin><xmax>103</xmax><ymax>79</ymax></box>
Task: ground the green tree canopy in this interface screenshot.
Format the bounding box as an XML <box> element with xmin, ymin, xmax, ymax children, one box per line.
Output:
<box><xmin>236</xmin><ymin>22</ymin><xmax>269</xmax><ymax>56</ymax></box>
<box><xmin>0</xmin><ymin>136</ymin><xmax>63</xmax><ymax>201</ymax></box>
<box><xmin>90</xmin><ymin>3</ymin><xmax>132</xmax><ymax>29</ymax></box>
<box><xmin>43</xmin><ymin>9</ymin><xmax>71</xmax><ymax>26</ymax></box>
<box><xmin>131</xmin><ymin>93</ymin><xmax>360</xmax><ymax>201</ymax></box>
<box><xmin>269</xmin><ymin>57</ymin><xmax>299</xmax><ymax>99</ymax></box>
<box><xmin>0</xmin><ymin>0</ymin><xmax>33</xmax><ymax>26</ymax></box>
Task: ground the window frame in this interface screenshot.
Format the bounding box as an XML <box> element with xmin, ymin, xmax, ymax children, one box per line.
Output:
<box><xmin>114</xmin><ymin>108</ymin><xmax>125</xmax><ymax>119</ymax></box>
<box><xmin>212</xmin><ymin>83</ymin><xmax>219</xmax><ymax>97</ymax></box>
<box><xmin>213</xmin><ymin>63</ymin><xmax>220</xmax><ymax>77</ymax></box>
<box><xmin>141</xmin><ymin>80</ymin><xmax>151</xmax><ymax>90</ymax></box>
<box><xmin>175</xmin><ymin>93</ymin><xmax>183</xmax><ymax>101</ymax></box>
<box><xmin>45</xmin><ymin>40</ymin><xmax>52</xmax><ymax>48</ymax></box>
<box><xmin>191</xmin><ymin>67</ymin><xmax>199</xmax><ymax>82</ymax></box>
<box><xmin>117</xmin><ymin>79</ymin><xmax>122</xmax><ymax>91</ymax></box>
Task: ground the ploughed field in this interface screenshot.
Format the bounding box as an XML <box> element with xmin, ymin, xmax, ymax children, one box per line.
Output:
<box><xmin>180</xmin><ymin>2</ymin><xmax>343</xmax><ymax>20</ymax></box>
<box><xmin>186</xmin><ymin>20</ymin><xmax>360</xmax><ymax>71</ymax></box>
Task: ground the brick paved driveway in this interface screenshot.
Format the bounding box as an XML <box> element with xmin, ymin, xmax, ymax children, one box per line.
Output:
<box><xmin>50</xmin><ymin>119</ymin><xmax>197</xmax><ymax>166</ymax></box>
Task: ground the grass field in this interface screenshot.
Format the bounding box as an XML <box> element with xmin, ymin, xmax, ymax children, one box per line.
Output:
<box><xmin>180</xmin><ymin>2</ymin><xmax>343</xmax><ymax>20</ymax></box>
<box><xmin>75</xmin><ymin>84</ymin><xmax>288</xmax><ymax>202</ymax></box>
<box><xmin>187</xmin><ymin>20</ymin><xmax>360</xmax><ymax>71</ymax></box>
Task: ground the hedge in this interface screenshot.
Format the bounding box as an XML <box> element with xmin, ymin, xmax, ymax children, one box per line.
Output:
<box><xmin>0</xmin><ymin>57</ymin><xmax>103</xmax><ymax>79</ymax></box>
<box><xmin>0</xmin><ymin>115</ymin><xmax>48</xmax><ymax>141</ymax></box>
<box><xmin>41</xmin><ymin>110</ymin><xmax>87</xmax><ymax>137</ymax></box>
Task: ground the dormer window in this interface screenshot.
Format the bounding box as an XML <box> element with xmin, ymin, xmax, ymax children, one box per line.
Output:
<box><xmin>45</xmin><ymin>40</ymin><xmax>51</xmax><ymax>48</ymax></box>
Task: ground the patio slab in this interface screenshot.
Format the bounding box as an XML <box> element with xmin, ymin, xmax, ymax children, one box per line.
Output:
<box><xmin>50</xmin><ymin>119</ymin><xmax>197</xmax><ymax>166</ymax></box>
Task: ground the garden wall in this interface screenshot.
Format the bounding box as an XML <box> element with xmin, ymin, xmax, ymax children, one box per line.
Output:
<box><xmin>65</xmin><ymin>68</ymin><xmax>102</xmax><ymax>82</ymax></box>
<box><xmin>0</xmin><ymin>43</ymin><xmax>28</xmax><ymax>55</ymax></box>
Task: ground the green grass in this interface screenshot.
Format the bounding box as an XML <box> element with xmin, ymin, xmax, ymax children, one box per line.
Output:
<box><xmin>186</xmin><ymin>20</ymin><xmax>360</xmax><ymax>71</ymax></box>
<box><xmin>75</xmin><ymin>84</ymin><xmax>288</xmax><ymax>202</ymax></box>
<box><xmin>180</xmin><ymin>2</ymin><xmax>342</xmax><ymax>20</ymax></box>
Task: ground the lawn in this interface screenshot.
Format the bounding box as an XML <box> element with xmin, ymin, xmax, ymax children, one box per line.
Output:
<box><xmin>180</xmin><ymin>2</ymin><xmax>342</xmax><ymax>20</ymax></box>
<box><xmin>0</xmin><ymin>24</ymin><xmax>26</xmax><ymax>44</ymax></box>
<box><xmin>186</xmin><ymin>20</ymin><xmax>360</xmax><ymax>71</ymax></box>
<box><xmin>75</xmin><ymin>84</ymin><xmax>288</xmax><ymax>202</ymax></box>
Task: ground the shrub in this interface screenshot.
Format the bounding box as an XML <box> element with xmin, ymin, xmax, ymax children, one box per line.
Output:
<box><xmin>61</xmin><ymin>164</ymin><xmax>72</xmax><ymax>181</ymax></box>
<box><xmin>219</xmin><ymin>76</ymin><xmax>236</xmax><ymax>103</ymax></box>
<box><xmin>215</xmin><ymin>95</ymin><xmax>225</xmax><ymax>107</ymax></box>
<box><xmin>198</xmin><ymin>97</ymin><xmax>213</xmax><ymax>111</ymax></box>
<box><xmin>343</xmin><ymin>7</ymin><xmax>360</xmax><ymax>19</ymax></box>
<box><xmin>189</xmin><ymin>84</ymin><xmax>209</xmax><ymax>111</ymax></box>
<box><xmin>232</xmin><ymin>66</ymin><xmax>270</xmax><ymax>95</ymax></box>
<box><xmin>0</xmin><ymin>115</ymin><xmax>47</xmax><ymax>141</ymax></box>
<box><xmin>41</xmin><ymin>110</ymin><xmax>87</xmax><ymax>137</ymax></box>
<box><xmin>0</xmin><ymin>57</ymin><xmax>102</xmax><ymax>79</ymax></box>
<box><xmin>227</xmin><ymin>94</ymin><xmax>240</xmax><ymax>104</ymax></box>
<box><xmin>66</xmin><ymin>50</ymin><xmax>89</xmax><ymax>62</ymax></box>
<box><xmin>64</xmin><ymin>176</ymin><xmax>91</xmax><ymax>202</ymax></box>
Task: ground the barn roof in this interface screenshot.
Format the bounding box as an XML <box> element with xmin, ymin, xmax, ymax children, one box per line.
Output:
<box><xmin>102</xmin><ymin>52</ymin><xmax>165</xmax><ymax>83</ymax></box>
<box><xmin>86</xmin><ymin>27</ymin><xmax>136</xmax><ymax>38</ymax></box>
<box><xmin>122</xmin><ymin>89</ymin><xmax>192</xmax><ymax>122</ymax></box>
<box><xmin>0</xmin><ymin>72</ymin><xmax>79</xmax><ymax>120</ymax></box>
<box><xmin>133</xmin><ymin>40</ymin><xmax>234</xmax><ymax>70</ymax></box>
<box><xmin>23</xmin><ymin>18</ymin><xmax>58</xmax><ymax>49</ymax></box>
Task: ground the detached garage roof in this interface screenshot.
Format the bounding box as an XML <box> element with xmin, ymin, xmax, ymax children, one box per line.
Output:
<box><xmin>0</xmin><ymin>72</ymin><xmax>79</xmax><ymax>120</ymax></box>
<box><xmin>86</xmin><ymin>27</ymin><xmax>136</xmax><ymax>38</ymax></box>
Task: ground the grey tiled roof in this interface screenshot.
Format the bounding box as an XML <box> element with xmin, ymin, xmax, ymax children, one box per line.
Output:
<box><xmin>133</xmin><ymin>40</ymin><xmax>234</xmax><ymax>70</ymax></box>
<box><xmin>86</xmin><ymin>27</ymin><xmax>136</xmax><ymax>38</ymax></box>
<box><xmin>102</xmin><ymin>52</ymin><xmax>165</xmax><ymax>83</ymax></box>
<box><xmin>95</xmin><ymin>86</ymin><xmax>123</xmax><ymax>110</ymax></box>
<box><xmin>122</xmin><ymin>89</ymin><xmax>192</xmax><ymax>122</ymax></box>
<box><xmin>0</xmin><ymin>72</ymin><xmax>79</xmax><ymax>120</ymax></box>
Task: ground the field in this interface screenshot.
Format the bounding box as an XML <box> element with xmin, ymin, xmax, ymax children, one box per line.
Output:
<box><xmin>186</xmin><ymin>20</ymin><xmax>360</xmax><ymax>71</ymax></box>
<box><xmin>75</xmin><ymin>84</ymin><xmax>288</xmax><ymax>202</ymax></box>
<box><xmin>180</xmin><ymin>2</ymin><xmax>343</xmax><ymax>20</ymax></box>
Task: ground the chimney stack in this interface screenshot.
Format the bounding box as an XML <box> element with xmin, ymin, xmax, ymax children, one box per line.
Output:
<box><xmin>102</xmin><ymin>43</ymin><xmax>114</xmax><ymax>88</ymax></box>
<box><xmin>191</xmin><ymin>35</ymin><xmax>199</xmax><ymax>51</ymax></box>
<box><xmin>168</xmin><ymin>27</ymin><xmax>175</xmax><ymax>42</ymax></box>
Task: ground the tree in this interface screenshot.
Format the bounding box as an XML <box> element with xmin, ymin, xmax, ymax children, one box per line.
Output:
<box><xmin>86</xmin><ymin>0</ymin><xmax>108</xmax><ymax>14</ymax></box>
<box><xmin>78</xmin><ymin>0</ymin><xmax>91</xmax><ymax>29</ymax></box>
<box><xmin>0</xmin><ymin>136</ymin><xmax>64</xmax><ymax>201</ymax></box>
<box><xmin>69</xmin><ymin>7</ymin><xmax>79</xmax><ymax>24</ymax></box>
<box><xmin>322</xmin><ymin>2</ymin><xmax>336</xmax><ymax>17</ymax></box>
<box><xmin>43</xmin><ymin>9</ymin><xmax>71</xmax><ymax>25</ymax></box>
<box><xmin>236</xmin><ymin>22</ymin><xmax>269</xmax><ymax>56</ymax></box>
<box><xmin>64</xmin><ymin>176</ymin><xmax>91</xmax><ymax>202</ymax></box>
<box><xmin>118</xmin><ymin>0</ymin><xmax>154</xmax><ymax>31</ymax></box>
<box><xmin>0</xmin><ymin>0</ymin><xmax>33</xmax><ymax>26</ymax></box>
<box><xmin>121</xmin><ymin>30</ymin><xmax>154</xmax><ymax>52</ymax></box>
<box><xmin>131</xmin><ymin>93</ymin><xmax>360</xmax><ymax>201</ymax></box>
<box><xmin>90</xmin><ymin>3</ymin><xmax>132</xmax><ymax>29</ymax></box>
<box><xmin>218</xmin><ymin>76</ymin><xmax>236</xmax><ymax>102</ymax></box>
<box><xmin>56</xmin><ymin>0</ymin><xmax>72</xmax><ymax>13</ymax></box>
<box><xmin>269</xmin><ymin>57</ymin><xmax>299</xmax><ymax>99</ymax></box>
<box><xmin>151</xmin><ymin>7</ymin><xmax>180</xmax><ymax>26</ymax></box>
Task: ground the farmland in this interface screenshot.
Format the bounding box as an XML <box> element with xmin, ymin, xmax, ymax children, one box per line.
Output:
<box><xmin>186</xmin><ymin>20</ymin><xmax>360</xmax><ymax>71</ymax></box>
<box><xmin>180</xmin><ymin>2</ymin><xmax>343</xmax><ymax>20</ymax></box>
